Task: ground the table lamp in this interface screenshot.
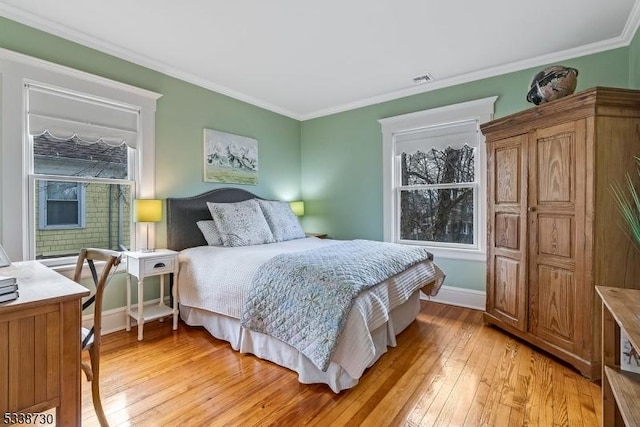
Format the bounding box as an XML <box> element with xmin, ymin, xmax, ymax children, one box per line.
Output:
<box><xmin>289</xmin><ymin>200</ymin><xmax>305</xmax><ymax>216</ymax></box>
<box><xmin>134</xmin><ymin>199</ymin><xmax>162</xmax><ymax>252</ymax></box>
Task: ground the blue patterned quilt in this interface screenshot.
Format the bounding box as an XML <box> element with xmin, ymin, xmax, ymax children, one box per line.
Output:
<box><xmin>240</xmin><ymin>239</ymin><xmax>434</xmax><ymax>371</ymax></box>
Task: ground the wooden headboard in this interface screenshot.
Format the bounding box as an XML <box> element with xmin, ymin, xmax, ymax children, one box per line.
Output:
<box><xmin>166</xmin><ymin>188</ymin><xmax>263</xmax><ymax>251</ymax></box>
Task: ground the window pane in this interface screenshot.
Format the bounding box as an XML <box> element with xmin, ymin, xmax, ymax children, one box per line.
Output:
<box><xmin>47</xmin><ymin>200</ymin><xmax>78</xmax><ymax>225</ymax></box>
<box><xmin>400</xmin><ymin>144</ymin><xmax>475</xmax><ymax>185</ymax></box>
<box><xmin>46</xmin><ymin>181</ymin><xmax>78</xmax><ymax>200</ymax></box>
<box><xmin>400</xmin><ymin>188</ymin><xmax>474</xmax><ymax>244</ymax></box>
<box><xmin>33</xmin><ymin>134</ymin><xmax>129</xmax><ymax>179</ymax></box>
<box><xmin>35</xmin><ymin>180</ymin><xmax>131</xmax><ymax>258</ymax></box>
<box><xmin>39</xmin><ymin>181</ymin><xmax>82</xmax><ymax>228</ymax></box>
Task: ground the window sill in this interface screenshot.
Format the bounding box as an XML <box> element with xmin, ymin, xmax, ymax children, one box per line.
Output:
<box><xmin>49</xmin><ymin>258</ymin><xmax>127</xmax><ymax>280</ymax></box>
<box><xmin>398</xmin><ymin>242</ymin><xmax>486</xmax><ymax>262</ymax></box>
<box><xmin>427</xmin><ymin>248</ymin><xmax>486</xmax><ymax>262</ymax></box>
<box><xmin>50</xmin><ymin>263</ymin><xmax>77</xmax><ymax>278</ymax></box>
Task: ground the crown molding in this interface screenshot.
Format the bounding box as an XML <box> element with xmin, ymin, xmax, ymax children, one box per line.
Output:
<box><xmin>622</xmin><ymin>0</ymin><xmax>640</xmax><ymax>41</ymax></box>
<box><xmin>2</xmin><ymin>2</ymin><xmax>638</xmax><ymax>121</ymax></box>
<box><xmin>0</xmin><ymin>45</ymin><xmax>163</xmax><ymax>101</ymax></box>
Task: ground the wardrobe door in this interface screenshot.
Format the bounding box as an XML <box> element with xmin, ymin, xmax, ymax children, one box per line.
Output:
<box><xmin>527</xmin><ymin>120</ymin><xmax>587</xmax><ymax>353</ymax></box>
<box><xmin>486</xmin><ymin>134</ymin><xmax>528</xmax><ymax>331</ymax></box>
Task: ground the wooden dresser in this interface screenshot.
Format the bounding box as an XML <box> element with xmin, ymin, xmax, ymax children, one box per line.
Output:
<box><xmin>481</xmin><ymin>87</ymin><xmax>640</xmax><ymax>379</ymax></box>
<box><xmin>0</xmin><ymin>261</ymin><xmax>89</xmax><ymax>425</ymax></box>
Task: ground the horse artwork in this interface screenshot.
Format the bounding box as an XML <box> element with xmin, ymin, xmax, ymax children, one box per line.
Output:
<box><xmin>203</xmin><ymin>129</ymin><xmax>258</xmax><ymax>185</ymax></box>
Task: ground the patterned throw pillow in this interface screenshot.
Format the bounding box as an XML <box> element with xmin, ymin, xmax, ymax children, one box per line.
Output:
<box><xmin>196</xmin><ymin>220</ymin><xmax>223</xmax><ymax>246</ymax></box>
<box><xmin>257</xmin><ymin>200</ymin><xmax>305</xmax><ymax>242</ymax></box>
<box><xmin>207</xmin><ymin>199</ymin><xmax>275</xmax><ymax>247</ymax></box>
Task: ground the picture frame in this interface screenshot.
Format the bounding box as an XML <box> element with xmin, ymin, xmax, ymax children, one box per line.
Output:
<box><xmin>203</xmin><ymin>129</ymin><xmax>258</xmax><ymax>185</ymax></box>
<box><xmin>621</xmin><ymin>328</ymin><xmax>640</xmax><ymax>374</ymax></box>
<box><xmin>0</xmin><ymin>244</ymin><xmax>10</xmax><ymax>268</ymax></box>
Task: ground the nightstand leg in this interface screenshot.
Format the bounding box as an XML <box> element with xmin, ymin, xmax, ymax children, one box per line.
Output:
<box><xmin>159</xmin><ymin>274</ymin><xmax>165</xmax><ymax>306</ymax></box>
<box><xmin>137</xmin><ymin>278</ymin><xmax>144</xmax><ymax>341</ymax></box>
<box><xmin>159</xmin><ymin>274</ymin><xmax>165</xmax><ymax>323</ymax></box>
<box><xmin>126</xmin><ymin>274</ymin><xmax>132</xmax><ymax>332</ymax></box>
<box><xmin>172</xmin><ymin>271</ymin><xmax>179</xmax><ymax>330</ymax></box>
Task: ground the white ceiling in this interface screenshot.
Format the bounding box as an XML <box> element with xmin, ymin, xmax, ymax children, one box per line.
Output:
<box><xmin>0</xmin><ymin>0</ymin><xmax>639</xmax><ymax>120</ymax></box>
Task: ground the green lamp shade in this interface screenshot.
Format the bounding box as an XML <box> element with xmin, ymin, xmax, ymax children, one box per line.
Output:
<box><xmin>289</xmin><ymin>201</ymin><xmax>304</xmax><ymax>216</ymax></box>
<box><xmin>134</xmin><ymin>199</ymin><xmax>162</xmax><ymax>222</ymax></box>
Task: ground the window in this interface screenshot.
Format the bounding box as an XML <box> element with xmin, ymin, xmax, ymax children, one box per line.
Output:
<box><xmin>397</xmin><ymin>121</ymin><xmax>478</xmax><ymax>247</ymax></box>
<box><xmin>0</xmin><ymin>50</ymin><xmax>159</xmax><ymax>264</ymax></box>
<box><xmin>26</xmin><ymin>83</ymin><xmax>138</xmax><ymax>261</ymax></box>
<box><xmin>380</xmin><ymin>96</ymin><xmax>496</xmax><ymax>261</ymax></box>
<box><xmin>38</xmin><ymin>180</ymin><xmax>85</xmax><ymax>229</ymax></box>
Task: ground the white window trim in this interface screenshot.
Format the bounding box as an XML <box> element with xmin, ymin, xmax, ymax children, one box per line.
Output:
<box><xmin>379</xmin><ymin>96</ymin><xmax>497</xmax><ymax>261</ymax></box>
<box><xmin>0</xmin><ymin>47</ymin><xmax>161</xmax><ymax>263</ymax></box>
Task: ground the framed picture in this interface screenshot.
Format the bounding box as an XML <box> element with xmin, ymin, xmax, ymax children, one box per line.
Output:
<box><xmin>203</xmin><ymin>129</ymin><xmax>258</xmax><ymax>185</ymax></box>
<box><xmin>0</xmin><ymin>244</ymin><xmax>10</xmax><ymax>267</ymax></box>
<box><xmin>621</xmin><ymin>329</ymin><xmax>640</xmax><ymax>374</ymax></box>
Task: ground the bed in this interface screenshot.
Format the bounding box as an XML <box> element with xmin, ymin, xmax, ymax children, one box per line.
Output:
<box><xmin>166</xmin><ymin>188</ymin><xmax>445</xmax><ymax>392</ymax></box>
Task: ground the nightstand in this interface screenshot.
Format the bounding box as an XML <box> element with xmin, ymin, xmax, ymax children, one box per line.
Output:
<box><xmin>125</xmin><ymin>249</ymin><xmax>179</xmax><ymax>341</ymax></box>
<box><xmin>305</xmin><ymin>232</ymin><xmax>328</xmax><ymax>239</ymax></box>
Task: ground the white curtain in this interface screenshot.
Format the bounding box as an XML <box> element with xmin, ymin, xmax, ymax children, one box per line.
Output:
<box><xmin>26</xmin><ymin>84</ymin><xmax>139</xmax><ymax>147</ymax></box>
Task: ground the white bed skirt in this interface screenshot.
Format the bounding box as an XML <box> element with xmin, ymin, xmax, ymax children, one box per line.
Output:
<box><xmin>180</xmin><ymin>290</ymin><xmax>421</xmax><ymax>393</ymax></box>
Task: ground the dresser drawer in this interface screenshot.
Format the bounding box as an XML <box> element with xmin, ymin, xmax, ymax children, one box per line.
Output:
<box><xmin>142</xmin><ymin>256</ymin><xmax>175</xmax><ymax>276</ymax></box>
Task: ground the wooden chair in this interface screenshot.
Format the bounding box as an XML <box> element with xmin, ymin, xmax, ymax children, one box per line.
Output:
<box><xmin>73</xmin><ymin>248</ymin><xmax>122</xmax><ymax>427</ymax></box>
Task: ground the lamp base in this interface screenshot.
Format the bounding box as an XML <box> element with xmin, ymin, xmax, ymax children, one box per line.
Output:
<box><xmin>140</xmin><ymin>223</ymin><xmax>155</xmax><ymax>253</ymax></box>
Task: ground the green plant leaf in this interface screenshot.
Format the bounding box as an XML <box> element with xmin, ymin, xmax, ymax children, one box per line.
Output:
<box><xmin>610</xmin><ymin>156</ymin><xmax>640</xmax><ymax>250</ymax></box>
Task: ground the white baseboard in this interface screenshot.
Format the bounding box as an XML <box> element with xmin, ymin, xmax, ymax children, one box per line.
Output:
<box><xmin>83</xmin><ymin>297</ymin><xmax>170</xmax><ymax>335</ymax></box>
<box><xmin>422</xmin><ymin>285</ymin><xmax>486</xmax><ymax>311</ymax></box>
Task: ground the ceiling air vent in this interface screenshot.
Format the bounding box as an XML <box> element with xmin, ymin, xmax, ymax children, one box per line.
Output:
<box><xmin>413</xmin><ymin>73</ymin><xmax>434</xmax><ymax>84</ymax></box>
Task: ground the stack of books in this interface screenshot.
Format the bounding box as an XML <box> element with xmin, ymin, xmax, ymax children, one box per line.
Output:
<box><xmin>0</xmin><ymin>275</ymin><xmax>18</xmax><ymax>303</ymax></box>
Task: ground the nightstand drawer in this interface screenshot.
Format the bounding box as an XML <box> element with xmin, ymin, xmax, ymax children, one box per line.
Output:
<box><xmin>142</xmin><ymin>256</ymin><xmax>175</xmax><ymax>275</ymax></box>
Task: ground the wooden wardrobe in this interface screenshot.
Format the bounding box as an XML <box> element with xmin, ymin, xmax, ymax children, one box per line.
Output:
<box><xmin>481</xmin><ymin>87</ymin><xmax>640</xmax><ymax>379</ymax></box>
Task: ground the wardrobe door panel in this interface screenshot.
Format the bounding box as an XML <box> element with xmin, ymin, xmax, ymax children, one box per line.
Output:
<box><xmin>536</xmin><ymin>134</ymin><xmax>573</xmax><ymax>204</ymax></box>
<box><xmin>528</xmin><ymin>121</ymin><xmax>586</xmax><ymax>353</ymax></box>
<box><xmin>532</xmin><ymin>265</ymin><xmax>576</xmax><ymax>349</ymax></box>
<box><xmin>486</xmin><ymin>135</ymin><xmax>528</xmax><ymax>331</ymax></box>
<box><xmin>492</xmin><ymin>256</ymin><xmax>521</xmax><ymax>321</ymax></box>
<box><xmin>537</xmin><ymin>215</ymin><xmax>573</xmax><ymax>259</ymax></box>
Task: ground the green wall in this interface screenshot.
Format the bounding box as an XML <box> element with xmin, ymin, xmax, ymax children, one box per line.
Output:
<box><xmin>631</xmin><ymin>25</ymin><xmax>640</xmax><ymax>88</ymax></box>
<box><xmin>300</xmin><ymin>47</ymin><xmax>632</xmax><ymax>292</ymax></box>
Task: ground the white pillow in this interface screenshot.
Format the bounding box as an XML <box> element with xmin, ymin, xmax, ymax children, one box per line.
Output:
<box><xmin>257</xmin><ymin>200</ymin><xmax>305</xmax><ymax>242</ymax></box>
<box><xmin>207</xmin><ymin>199</ymin><xmax>275</xmax><ymax>247</ymax></box>
<box><xmin>196</xmin><ymin>220</ymin><xmax>223</xmax><ymax>246</ymax></box>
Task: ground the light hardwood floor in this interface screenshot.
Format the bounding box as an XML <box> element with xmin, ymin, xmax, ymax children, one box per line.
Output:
<box><xmin>68</xmin><ymin>301</ymin><xmax>602</xmax><ymax>426</ymax></box>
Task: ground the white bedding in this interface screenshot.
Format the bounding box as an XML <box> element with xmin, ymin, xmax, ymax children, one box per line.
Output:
<box><xmin>177</xmin><ymin>237</ymin><xmax>444</xmax><ymax>392</ymax></box>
